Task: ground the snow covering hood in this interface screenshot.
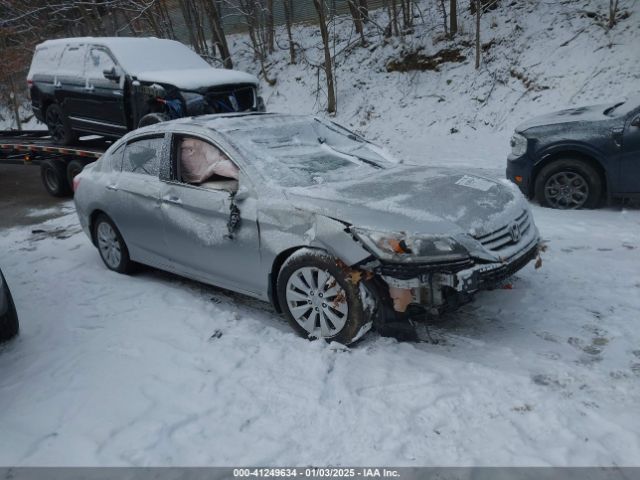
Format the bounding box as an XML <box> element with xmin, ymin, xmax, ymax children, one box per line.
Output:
<box><xmin>134</xmin><ymin>68</ymin><xmax>259</xmax><ymax>90</ymax></box>
<box><xmin>515</xmin><ymin>103</ymin><xmax>615</xmax><ymax>132</ymax></box>
<box><xmin>287</xmin><ymin>166</ymin><xmax>526</xmax><ymax>237</ymax></box>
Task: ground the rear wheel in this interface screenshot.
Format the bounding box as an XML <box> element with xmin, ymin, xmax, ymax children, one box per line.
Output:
<box><xmin>45</xmin><ymin>104</ymin><xmax>76</xmax><ymax>146</ymax></box>
<box><xmin>40</xmin><ymin>159</ymin><xmax>72</xmax><ymax>197</ymax></box>
<box><xmin>534</xmin><ymin>159</ymin><xmax>602</xmax><ymax>209</ymax></box>
<box><xmin>277</xmin><ymin>249</ymin><xmax>373</xmax><ymax>345</ymax></box>
<box><xmin>93</xmin><ymin>214</ymin><xmax>133</xmax><ymax>274</ymax></box>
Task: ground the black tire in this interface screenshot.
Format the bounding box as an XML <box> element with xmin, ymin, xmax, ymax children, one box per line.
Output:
<box><xmin>66</xmin><ymin>159</ymin><xmax>86</xmax><ymax>191</ymax></box>
<box><xmin>138</xmin><ymin>113</ymin><xmax>170</xmax><ymax>128</ymax></box>
<box><xmin>534</xmin><ymin>159</ymin><xmax>603</xmax><ymax>209</ymax></box>
<box><xmin>0</xmin><ymin>272</ymin><xmax>19</xmax><ymax>343</ymax></box>
<box><xmin>44</xmin><ymin>103</ymin><xmax>76</xmax><ymax>146</ymax></box>
<box><xmin>41</xmin><ymin>159</ymin><xmax>72</xmax><ymax>197</ymax></box>
<box><xmin>276</xmin><ymin>248</ymin><xmax>373</xmax><ymax>345</ymax></box>
<box><xmin>92</xmin><ymin>214</ymin><xmax>133</xmax><ymax>274</ymax></box>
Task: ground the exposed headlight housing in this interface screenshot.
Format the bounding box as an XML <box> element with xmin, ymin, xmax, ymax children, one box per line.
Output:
<box><xmin>352</xmin><ymin>229</ymin><xmax>470</xmax><ymax>263</ymax></box>
<box><xmin>510</xmin><ymin>133</ymin><xmax>528</xmax><ymax>156</ymax></box>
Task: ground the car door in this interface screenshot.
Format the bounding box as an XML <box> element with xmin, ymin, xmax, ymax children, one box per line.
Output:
<box><xmin>159</xmin><ymin>134</ymin><xmax>262</xmax><ymax>296</ymax></box>
<box><xmin>54</xmin><ymin>44</ymin><xmax>88</xmax><ymax>127</ymax></box>
<box><xmin>107</xmin><ymin>134</ymin><xmax>169</xmax><ymax>267</ymax></box>
<box><xmin>83</xmin><ymin>46</ymin><xmax>128</xmax><ymax>136</ymax></box>
<box><xmin>619</xmin><ymin>111</ymin><xmax>640</xmax><ymax>193</ymax></box>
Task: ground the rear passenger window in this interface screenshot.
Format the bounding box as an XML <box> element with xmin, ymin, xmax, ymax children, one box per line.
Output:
<box><xmin>58</xmin><ymin>46</ymin><xmax>86</xmax><ymax>76</ymax></box>
<box><xmin>122</xmin><ymin>137</ymin><xmax>163</xmax><ymax>177</ymax></box>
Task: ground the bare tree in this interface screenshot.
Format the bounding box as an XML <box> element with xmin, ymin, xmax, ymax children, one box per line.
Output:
<box><xmin>202</xmin><ymin>0</ymin><xmax>233</xmax><ymax>68</ymax></box>
<box><xmin>312</xmin><ymin>0</ymin><xmax>336</xmax><ymax>113</ymax></box>
<box><xmin>475</xmin><ymin>0</ymin><xmax>480</xmax><ymax>69</ymax></box>
<box><xmin>347</xmin><ymin>0</ymin><xmax>366</xmax><ymax>46</ymax></box>
<box><xmin>608</xmin><ymin>0</ymin><xmax>619</xmax><ymax>29</ymax></box>
<box><xmin>282</xmin><ymin>0</ymin><xmax>297</xmax><ymax>64</ymax></box>
<box><xmin>450</xmin><ymin>0</ymin><xmax>457</xmax><ymax>37</ymax></box>
<box><xmin>439</xmin><ymin>0</ymin><xmax>448</xmax><ymax>37</ymax></box>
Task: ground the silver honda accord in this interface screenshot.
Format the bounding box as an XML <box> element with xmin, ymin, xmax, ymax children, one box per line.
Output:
<box><xmin>74</xmin><ymin>113</ymin><xmax>541</xmax><ymax>344</ymax></box>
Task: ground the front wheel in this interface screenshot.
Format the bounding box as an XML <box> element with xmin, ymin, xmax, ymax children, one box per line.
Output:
<box><xmin>93</xmin><ymin>214</ymin><xmax>133</xmax><ymax>274</ymax></box>
<box><xmin>534</xmin><ymin>159</ymin><xmax>602</xmax><ymax>209</ymax></box>
<box><xmin>277</xmin><ymin>248</ymin><xmax>373</xmax><ymax>345</ymax></box>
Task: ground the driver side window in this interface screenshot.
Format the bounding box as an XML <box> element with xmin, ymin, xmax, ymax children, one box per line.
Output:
<box><xmin>176</xmin><ymin>136</ymin><xmax>239</xmax><ymax>192</ymax></box>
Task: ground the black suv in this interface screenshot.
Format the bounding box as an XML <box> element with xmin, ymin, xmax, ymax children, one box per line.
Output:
<box><xmin>27</xmin><ymin>37</ymin><xmax>265</xmax><ymax>145</ymax></box>
<box><xmin>507</xmin><ymin>95</ymin><xmax>640</xmax><ymax>209</ymax></box>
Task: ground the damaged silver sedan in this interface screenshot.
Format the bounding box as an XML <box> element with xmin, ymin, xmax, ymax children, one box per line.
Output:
<box><xmin>74</xmin><ymin>113</ymin><xmax>542</xmax><ymax>344</ymax></box>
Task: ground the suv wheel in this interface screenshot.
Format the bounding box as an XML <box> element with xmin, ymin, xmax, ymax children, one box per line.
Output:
<box><xmin>277</xmin><ymin>248</ymin><xmax>373</xmax><ymax>345</ymax></box>
<box><xmin>534</xmin><ymin>159</ymin><xmax>602</xmax><ymax>209</ymax></box>
<box><xmin>45</xmin><ymin>104</ymin><xmax>76</xmax><ymax>146</ymax></box>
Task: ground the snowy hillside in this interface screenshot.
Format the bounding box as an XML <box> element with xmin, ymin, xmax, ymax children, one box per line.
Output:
<box><xmin>231</xmin><ymin>0</ymin><xmax>640</xmax><ymax>169</ymax></box>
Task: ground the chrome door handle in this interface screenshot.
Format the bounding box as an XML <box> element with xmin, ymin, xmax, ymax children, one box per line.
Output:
<box><xmin>84</xmin><ymin>86</ymin><xmax>94</xmax><ymax>92</ymax></box>
<box><xmin>163</xmin><ymin>195</ymin><xmax>182</xmax><ymax>205</ymax></box>
<box><xmin>106</xmin><ymin>184</ymin><xmax>118</xmax><ymax>191</ymax></box>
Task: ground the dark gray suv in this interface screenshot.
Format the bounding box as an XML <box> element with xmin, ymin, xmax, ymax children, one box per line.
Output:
<box><xmin>27</xmin><ymin>37</ymin><xmax>265</xmax><ymax>145</ymax></box>
<box><xmin>507</xmin><ymin>95</ymin><xmax>640</xmax><ymax>209</ymax></box>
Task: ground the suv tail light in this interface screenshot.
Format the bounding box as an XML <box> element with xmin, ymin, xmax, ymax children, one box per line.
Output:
<box><xmin>72</xmin><ymin>175</ymin><xmax>81</xmax><ymax>192</ymax></box>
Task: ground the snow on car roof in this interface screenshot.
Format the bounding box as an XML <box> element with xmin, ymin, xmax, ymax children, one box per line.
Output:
<box><xmin>35</xmin><ymin>37</ymin><xmax>257</xmax><ymax>81</ymax></box>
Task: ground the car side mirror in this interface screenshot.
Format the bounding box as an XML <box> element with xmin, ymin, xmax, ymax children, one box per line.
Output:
<box><xmin>103</xmin><ymin>67</ymin><xmax>120</xmax><ymax>82</ymax></box>
<box><xmin>631</xmin><ymin>117</ymin><xmax>640</xmax><ymax>127</ymax></box>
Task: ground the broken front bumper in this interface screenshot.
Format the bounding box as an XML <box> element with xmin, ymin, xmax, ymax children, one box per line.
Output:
<box><xmin>375</xmin><ymin>237</ymin><xmax>541</xmax><ymax>312</ymax></box>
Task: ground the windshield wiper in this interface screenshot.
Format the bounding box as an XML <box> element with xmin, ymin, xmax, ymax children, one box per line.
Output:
<box><xmin>319</xmin><ymin>141</ymin><xmax>383</xmax><ymax>169</ymax></box>
<box><xmin>604</xmin><ymin>102</ymin><xmax>625</xmax><ymax>116</ymax></box>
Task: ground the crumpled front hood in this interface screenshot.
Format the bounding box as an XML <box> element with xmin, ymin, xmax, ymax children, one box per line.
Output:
<box><xmin>287</xmin><ymin>166</ymin><xmax>526</xmax><ymax>238</ymax></box>
<box><xmin>515</xmin><ymin>103</ymin><xmax>613</xmax><ymax>132</ymax></box>
<box><xmin>134</xmin><ymin>68</ymin><xmax>259</xmax><ymax>90</ymax></box>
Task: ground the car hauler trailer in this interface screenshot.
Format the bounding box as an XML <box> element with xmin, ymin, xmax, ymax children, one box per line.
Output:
<box><xmin>0</xmin><ymin>130</ymin><xmax>107</xmax><ymax>197</ymax></box>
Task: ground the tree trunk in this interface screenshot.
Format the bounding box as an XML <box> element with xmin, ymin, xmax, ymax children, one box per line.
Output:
<box><xmin>283</xmin><ymin>0</ymin><xmax>296</xmax><ymax>64</ymax></box>
<box><xmin>203</xmin><ymin>0</ymin><xmax>233</xmax><ymax>68</ymax></box>
<box><xmin>312</xmin><ymin>0</ymin><xmax>336</xmax><ymax>113</ymax></box>
<box><xmin>450</xmin><ymin>0</ymin><xmax>457</xmax><ymax>37</ymax></box>
<box><xmin>266</xmin><ymin>0</ymin><xmax>275</xmax><ymax>54</ymax></box>
<box><xmin>475</xmin><ymin>0</ymin><xmax>480</xmax><ymax>69</ymax></box>
<box><xmin>608</xmin><ymin>0</ymin><xmax>619</xmax><ymax>29</ymax></box>
<box><xmin>440</xmin><ymin>0</ymin><xmax>448</xmax><ymax>37</ymax></box>
<box><xmin>8</xmin><ymin>76</ymin><xmax>22</xmax><ymax>131</ymax></box>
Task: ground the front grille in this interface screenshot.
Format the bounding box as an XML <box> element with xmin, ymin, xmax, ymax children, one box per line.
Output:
<box><xmin>476</xmin><ymin>243</ymin><xmax>538</xmax><ymax>290</ymax></box>
<box><xmin>204</xmin><ymin>85</ymin><xmax>255</xmax><ymax>113</ymax></box>
<box><xmin>375</xmin><ymin>258</ymin><xmax>473</xmax><ymax>280</ymax></box>
<box><xmin>473</xmin><ymin>209</ymin><xmax>531</xmax><ymax>252</ymax></box>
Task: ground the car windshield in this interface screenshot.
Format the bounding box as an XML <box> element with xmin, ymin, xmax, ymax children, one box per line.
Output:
<box><xmin>107</xmin><ymin>39</ymin><xmax>210</xmax><ymax>73</ymax></box>
<box><xmin>227</xmin><ymin>117</ymin><xmax>397</xmax><ymax>187</ymax></box>
<box><xmin>604</xmin><ymin>94</ymin><xmax>640</xmax><ymax>117</ymax></box>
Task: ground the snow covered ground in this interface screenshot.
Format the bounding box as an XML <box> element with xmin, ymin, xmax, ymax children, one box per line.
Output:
<box><xmin>1</xmin><ymin>0</ymin><xmax>640</xmax><ymax>468</ymax></box>
<box><xmin>0</xmin><ymin>196</ymin><xmax>639</xmax><ymax>466</ymax></box>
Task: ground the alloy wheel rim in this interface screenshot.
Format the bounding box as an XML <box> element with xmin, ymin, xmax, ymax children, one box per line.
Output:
<box><xmin>544</xmin><ymin>171</ymin><xmax>589</xmax><ymax>209</ymax></box>
<box><xmin>285</xmin><ymin>266</ymin><xmax>349</xmax><ymax>338</ymax></box>
<box><xmin>97</xmin><ymin>222</ymin><xmax>122</xmax><ymax>269</ymax></box>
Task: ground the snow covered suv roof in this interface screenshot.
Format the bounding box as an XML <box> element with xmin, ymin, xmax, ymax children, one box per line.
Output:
<box><xmin>31</xmin><ymin>37</ymin><xmax>259</xmax><ymax>87</ymax></box>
